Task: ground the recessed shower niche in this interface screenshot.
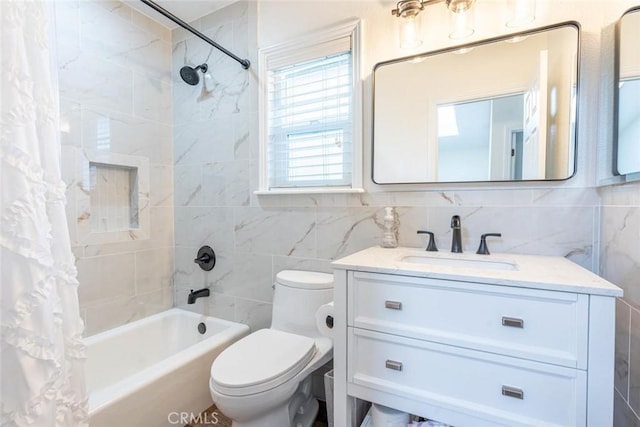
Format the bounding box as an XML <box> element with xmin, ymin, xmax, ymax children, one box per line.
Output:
<box><xmin>66</xmin><ymin>151</ymin><xmax>150</xmax><ymax>245</ymax></box>
<box><xmin>88</xmin><ymin>163</ymin><xmax>139</xmax><ymax>232</ymax></box>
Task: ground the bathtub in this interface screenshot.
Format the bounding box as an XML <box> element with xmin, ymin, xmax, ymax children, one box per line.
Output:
<box><xmin>85</xmin><ymin>308</ymin><xmax>249</xmax><ymax>427</ymax></box>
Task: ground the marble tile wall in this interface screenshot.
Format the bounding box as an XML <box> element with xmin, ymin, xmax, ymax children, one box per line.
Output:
<box><xmin>171</xmin><ymin>0</ymin><xmax>264</xmax><ymax>329</ymax></box>
<box><xmin>171</xmin><ymin>2</ymin><xmax>600</xmax><ymax>332</ymax></box>
<box><xmin>56</xmin><ymin>0</ymin><xmax>174</xmax><ymax>336</ymax></box>
<box><xmin>600</xmin><ymin>182</ymin><xmax>640</xmax><ymax>426</ymax></box>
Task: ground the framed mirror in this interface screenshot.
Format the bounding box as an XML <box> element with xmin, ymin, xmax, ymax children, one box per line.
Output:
<box><xmin>372</xmin><ymin>22</ymin><xmax>579</xmax><ymax>185</ymax></box>
<box><xmin>614</xmin><ymin>7</ymin><xmax>640</xmax><ymax>177</ymax></box>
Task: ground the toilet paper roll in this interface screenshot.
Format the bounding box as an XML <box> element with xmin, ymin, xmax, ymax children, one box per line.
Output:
<box><xmin>371</xmin><ymin>404</ymin><xmax>410</xmax><ymax>427</ymax></box>
<box><xmin>315</xmin><ymin>302</ymin><xmax>334</xmax><ymax>338</ymax></box>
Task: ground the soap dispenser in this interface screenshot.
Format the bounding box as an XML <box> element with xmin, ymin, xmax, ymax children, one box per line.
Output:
<box><xmin>381</xmin><ymin>206</ymin><xmax>398</xmax><ymax>248</ymax></box>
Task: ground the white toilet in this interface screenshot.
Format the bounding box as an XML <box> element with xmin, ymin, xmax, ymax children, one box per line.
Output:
<box><xmin>209</xmin><ymin>270</ymin><xmax>334</xmax><ymax>427</ymax></box>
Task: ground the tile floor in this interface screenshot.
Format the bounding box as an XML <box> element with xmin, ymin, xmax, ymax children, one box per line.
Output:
<box><xmin>186</xmin><ymin>402</ymin><xmax>329</xmax><ymax>427</ymax></box>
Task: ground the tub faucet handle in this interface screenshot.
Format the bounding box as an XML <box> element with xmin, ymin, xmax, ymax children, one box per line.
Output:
<box><xmin>194</xmin><ymin>245</ymin><xmax>216</xmax><ymax>271</ymax></box>
<box><xmin>195</xmin><ymin>254</ymin><xmax>211</xmax><ymax>263</ymax></box>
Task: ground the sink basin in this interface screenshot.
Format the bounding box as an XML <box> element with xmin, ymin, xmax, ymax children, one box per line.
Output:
<box><xmin>400</xmin><ymin>255</ymin><xmax>517</xmax><ymax>271</ymax></box>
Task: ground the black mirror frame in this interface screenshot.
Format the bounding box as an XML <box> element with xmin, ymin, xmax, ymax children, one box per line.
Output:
<box><xmin>612</xmin><ymin>6</ymin><xmax>640</xmax><ymax>177</ymax></box>
<box><xmin>371</xmin><ymin>21</ymin><xmax>581</xmax><ymax>186</ymax></box>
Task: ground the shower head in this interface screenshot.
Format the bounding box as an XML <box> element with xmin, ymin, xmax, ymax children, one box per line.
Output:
<box><xmin>179</xmin><ymin>63</ymin><xmax>208</xmax><ymax>86</ymax></box>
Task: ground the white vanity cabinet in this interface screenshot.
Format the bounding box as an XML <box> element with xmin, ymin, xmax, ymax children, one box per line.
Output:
<box><xmin>332</xmin><ymin>247</ymin><xmax>623</xmax><ymax>427</ymax></box>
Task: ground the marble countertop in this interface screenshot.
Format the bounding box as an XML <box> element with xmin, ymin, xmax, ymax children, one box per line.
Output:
<box><xmin>332</xmin><ymin>246</ymin><xmax>623</xmax><ymax>297</ymax></box>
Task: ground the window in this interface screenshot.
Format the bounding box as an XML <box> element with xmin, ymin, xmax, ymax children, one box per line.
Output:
<box><xmin>258</xmin><ymin>20</ymin><xmax>362</xmax><ymax>193</ymax></box>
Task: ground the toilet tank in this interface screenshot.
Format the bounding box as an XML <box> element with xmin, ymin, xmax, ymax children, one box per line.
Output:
<box><xmin>270</xmin><ymin>270</ymin><xmax>333</xmax><ymax>338</ymax></box>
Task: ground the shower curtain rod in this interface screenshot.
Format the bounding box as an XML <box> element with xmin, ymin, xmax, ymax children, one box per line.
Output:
<box><xmin>139</xmin><ymin>0</ymin><xmax>250</xmax><ymax>70</ymax></box>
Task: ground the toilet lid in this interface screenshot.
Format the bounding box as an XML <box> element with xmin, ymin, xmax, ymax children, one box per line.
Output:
<box><xmin>210</xmin><ymin>329</ymin><xmax>316</xmax><ymax>396</ymax></box>
<box><xmin>276</xmin><ymin>270</ymin><xmax>334</xmax><ymax>290</ymax></box>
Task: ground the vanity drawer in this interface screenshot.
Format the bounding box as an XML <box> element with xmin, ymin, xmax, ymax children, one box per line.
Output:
<box><xmin>348</xmin><ymin>328</ymin><xmax>587</xmax><ymax>427</ymax></box>
<box><xmin>348</xmin><ymin>272</ymin><xmax>588</xmax><ymax>368</ymax></box>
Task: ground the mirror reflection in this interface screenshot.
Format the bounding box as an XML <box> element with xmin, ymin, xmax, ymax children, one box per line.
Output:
<box><xmin>373</xmin><ymin>23</ymin><xmax>579</xmax><ymax>184</ymax></box>
<box><xmin>437</xmin><ymin>94</ymin><xmax>524</xmax><ymax>182</ymax></box>
<box><xmin>616</xmin><ymin>7</ymin><xmax>640</xmax><ymax>176</ymax></box>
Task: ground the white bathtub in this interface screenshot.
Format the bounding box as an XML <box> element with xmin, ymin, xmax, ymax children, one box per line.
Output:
<box><xmin>85</xmin><ymin>308</ymin><xmax>249</xmax><ymax>427</ymax></box>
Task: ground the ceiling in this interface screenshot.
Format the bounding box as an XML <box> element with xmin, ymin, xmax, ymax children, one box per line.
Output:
<box><xmin>124</xmin><ymin>0</ymin><xmax>236</xmax><ymax>29</ymax></box>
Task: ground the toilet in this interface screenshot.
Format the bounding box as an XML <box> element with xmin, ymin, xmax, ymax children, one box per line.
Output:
<box><xmin>209</xmin><ymin>270</ymin><xmax>334</xmax><ymax>427</ymax></box>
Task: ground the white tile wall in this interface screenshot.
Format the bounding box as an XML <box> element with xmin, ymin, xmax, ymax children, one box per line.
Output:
<box><xmin>600</xmin><ymin>182</ymin><xmax>640</xmax><ymax>426</ymax></box>
<box><xmin>56</xmin><ymin>0</ymin><xmax>174</xmax><ymax>336</ymax></box>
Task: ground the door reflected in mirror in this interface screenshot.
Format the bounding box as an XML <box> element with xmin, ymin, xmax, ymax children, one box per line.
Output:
<box><xmin>372</xmin><ymin>23</ymin><xmax>579</xmax><ymax>184</ymax></box>
<box><xmin>616</xmin><ymin>8</ymin><xmax>640</xmax><ymax>176</ymax></box>
<box><xmin>437</xmin><ymin>94</ymin><xmax>524</xmax><ymax>182</ymax></box>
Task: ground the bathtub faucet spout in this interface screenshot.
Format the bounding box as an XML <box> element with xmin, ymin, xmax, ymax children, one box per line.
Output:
<box><xmin>188</xmin><ymin>288</ymin><xmax>210</xmax><ymax>304</ymax></box>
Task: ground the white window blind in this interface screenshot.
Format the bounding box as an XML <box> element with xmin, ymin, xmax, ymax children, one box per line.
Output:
<box><xmin>267</xmin><ymin>50</ymin><xmax>353</xmax><ymax>188</ymax></box>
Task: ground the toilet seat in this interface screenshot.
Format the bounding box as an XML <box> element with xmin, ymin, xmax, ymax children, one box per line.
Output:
<box><xmin>210</xmin><ymin>329</ymin><xmax>316</xmax><ymax>396</ymax></box>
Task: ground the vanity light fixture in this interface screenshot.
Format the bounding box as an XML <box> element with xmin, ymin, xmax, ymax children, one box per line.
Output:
<box><xmin>392</xmin><ymin>0</ymin><xmax>537</xmax><ymax>47</ymax></box>
<box><xmin>392</xmin><ymin>0</ymin><xmax>476</xmax><ymax>47</ymax></box>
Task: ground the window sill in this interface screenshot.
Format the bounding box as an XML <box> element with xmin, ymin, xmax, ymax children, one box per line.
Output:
<box><xmin>598</xmin><ymin>172</ymin><xmax>640</xmax><ymax>187</ymax></box>
<box><xmin>254</xmin><ymin>188</ymin><xmax>365</xmax><ymax>196</ymax></box>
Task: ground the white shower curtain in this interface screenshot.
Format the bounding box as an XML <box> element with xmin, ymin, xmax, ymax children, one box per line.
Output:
<box><xmin>1</xmin><ymin>1</ymin><xmax>88</xmax><ymax>426</ymax></box>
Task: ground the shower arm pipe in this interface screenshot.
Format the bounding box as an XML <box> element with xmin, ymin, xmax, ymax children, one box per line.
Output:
<box><xmin>139</xmin><ymin>0</ymin><xmax>250</xmax><ymax>70</ymax></box>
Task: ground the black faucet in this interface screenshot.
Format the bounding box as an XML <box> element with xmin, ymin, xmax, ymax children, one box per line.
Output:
<box><xmin>187</xmin><ymin>288</ymin><xmax>210</xmax><ymax>304</ymax></box>
<box><xmin>451</xmin><ymin>215</ymin><xmax>462</xmax><ymax>253</ymax></box>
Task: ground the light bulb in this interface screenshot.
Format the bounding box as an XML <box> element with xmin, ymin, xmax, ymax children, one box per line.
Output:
<box><xmin>399</xmin><ymin>14</ymin><xmax>423</xmax><ymax>49</ymax></box>
<box><xmin>448</xmin><ymin>5</ymin><xmax>475</xmax><ymax>39</ymax></box>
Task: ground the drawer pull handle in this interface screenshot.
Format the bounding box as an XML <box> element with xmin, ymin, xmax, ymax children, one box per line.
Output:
<box><xmin>385</xmin><ymin>360</ymin><xmax>403</xmax><ymax>371</ymax></box>
<box><xmin>385</xmin><ymin>300</ymin><xmax>402</xmax><ymax>310</ymax></box>
<box><xmin>502</xmin><ymin>385</ymin><xmax>524</xmax><ymax>400</ymax></box>
<box><xmin>502</xmin><ymin>316</ymin><xmax>524</xmax><ymax>328</ymax></box>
